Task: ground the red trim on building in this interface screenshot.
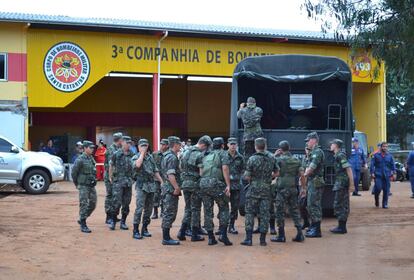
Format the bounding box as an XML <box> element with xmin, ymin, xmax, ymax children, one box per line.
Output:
<box><xmin>7</xmin><ymin>53</ymin><xmax>27</xmax><ymax>82</ymax></box>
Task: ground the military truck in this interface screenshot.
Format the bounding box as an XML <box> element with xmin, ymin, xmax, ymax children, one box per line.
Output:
<box><xmin>230</xmin><ymin>55</ymin><xmax>353</xmax><ymax>215</ymax></box>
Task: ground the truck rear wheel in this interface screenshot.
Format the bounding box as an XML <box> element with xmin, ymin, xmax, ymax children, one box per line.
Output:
<box><xmin>23</xmin><ymin>169</ymin><xmax>51</xmax><ymax>194</ymax></box>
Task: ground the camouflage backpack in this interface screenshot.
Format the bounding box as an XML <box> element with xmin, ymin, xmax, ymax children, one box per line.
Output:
<box><xmin>201</xmin><ymin>150</ymin><xmax>223</xmax><ymax>181</ymax></box>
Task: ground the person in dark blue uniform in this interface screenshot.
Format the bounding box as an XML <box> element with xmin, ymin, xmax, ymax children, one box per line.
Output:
<box><xmin>370</xmin><ymin>142</ymin><xmax>396</xmax><ymax>208</ymax></box>
<box><xmin>406</xmin><ymin>143</ymin><xmax>414</xmax><ymax>198</ymax></box>
<box><xmin>349</xmin><ymin>138</ymin><xmax>366</xmax><ymax>196</ymax></box>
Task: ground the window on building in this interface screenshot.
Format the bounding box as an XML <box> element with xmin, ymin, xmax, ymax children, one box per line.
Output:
<box><xmin>0</xmin><ymin>53</ymin><xmax>7</xmax><ymax>81</ymax></box>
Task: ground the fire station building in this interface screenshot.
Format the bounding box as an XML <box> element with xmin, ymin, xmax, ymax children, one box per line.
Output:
<box><xmin>0</xmin><ymin>12</ymin><xmax>386</xmax><ymax>162</ymax></box>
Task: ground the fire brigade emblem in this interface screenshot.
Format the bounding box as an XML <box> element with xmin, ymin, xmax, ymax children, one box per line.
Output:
<box><xmin>43</xmin><ymin>42</ymin><xmax>90</xmax><ymax>92</ymax></box>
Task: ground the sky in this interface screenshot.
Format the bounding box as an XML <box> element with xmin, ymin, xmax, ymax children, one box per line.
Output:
<box><xmin>0</xmin><ymin>0</ymin><xmax>322</xmax><ymax>32</ymax></box>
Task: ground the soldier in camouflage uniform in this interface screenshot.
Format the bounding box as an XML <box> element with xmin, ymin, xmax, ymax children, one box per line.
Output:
<box><xmin>131</xmin><ymin>139</ymin><xmax>164</xmax><ymax>239</ymax></box>
<box><xmin>160</xmin><ymin>136</ymin><xmax>182</xmax><ymax>245</ymax></box>
<box><xmin>226</xmin><ymin>137</ymin><xmax>245</xmax><ymax>234</ymax></box>
<box><xmin>104</xmin><ymin>132</ymin><xmax>123</xmax><ymax>224</ymax></box>
<box><xmin>299</xmin><ymin>146</ymin><xmax>311</xmax><ymax>230</ymax></box>
<box><xmin>199</xmin><ymin>137</ymin><xmax>233</xmax><ymax>246</ymax></box>
<box><xmin>237</xmin><ymin>97</ymin><xmax>263</xmax><ymax>158</ymax></box>
<box><xmin>303</xmin><ymin>132</ymin><xmax>325</xmax><ymax>238</ymax></box>
<box><xmin>177</xmin><ymin>135</ymin><xmax>212</xmax><ymax>242</ymax></box>
<box><xmin>241</xmin><ymin>138</ymin><xmax>279</xmax><ymax>246</ymax></box>
<box><xmin>72</xmin><ymin>141</ymin><xmax>97</xmax><ymax>233</ymax></box>
<box><xmin>330</xmin><ymin>139</ymin><xmax>354</xmax><ymax>234</ymax></box>
<box><xmin>151</xmin><ymin>138</ymin><xmax>169</xmax><ymax>219</ymax></box>
<box><xmin>108</xmin><ymin>136</ymin><xmax>134</xmax><ymax>231</ymax></box>
<box><xmin>271</xmin><ymin>141</ymin><xmax>305</xmax><ymax>243</ymax></box>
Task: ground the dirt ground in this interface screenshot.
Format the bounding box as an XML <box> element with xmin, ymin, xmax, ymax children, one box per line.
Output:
<box><xmin>1</xmin><ymin>181</ymin><xmax>413</xmax><ymax>280</ymax></box>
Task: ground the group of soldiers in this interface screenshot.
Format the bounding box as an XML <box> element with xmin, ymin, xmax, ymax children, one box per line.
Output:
<box><xmin>71</xmin><ymin>96</ymin><xmax>355</xmax><ymax>246</ymax></box>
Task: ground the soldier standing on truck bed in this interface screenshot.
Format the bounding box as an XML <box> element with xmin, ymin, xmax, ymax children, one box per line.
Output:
<box><xmin>302</xmin><ymin>132</ymin><xmax>325</xmax><ymax>238</ymax></box>
<box><xmin>237</xmin><ymin>97</ymin><xmax>263</xmax><ymax>158</ymax></box>
<box><xmin>71</xmin><ymin>140</ymin><xmax>97</xmax><ymax>233</ymax></box>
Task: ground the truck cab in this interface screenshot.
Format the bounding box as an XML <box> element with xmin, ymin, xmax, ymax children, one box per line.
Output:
<box><xmin>230</xmin><ymin>55</ymin><xmax>353</xmax><ymax>214</ymax></box>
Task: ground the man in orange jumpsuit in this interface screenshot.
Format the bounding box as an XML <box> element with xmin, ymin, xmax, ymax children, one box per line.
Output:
<box><xmin>95</xmin><ymin>140</ymin><xmax>107</xmax><ymax>181</ymax></box>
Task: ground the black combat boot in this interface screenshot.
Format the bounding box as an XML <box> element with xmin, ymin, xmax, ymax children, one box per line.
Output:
<box><xmin>375</xmin><ymin>194</ymin><xmax>379</xmax><ymax>207</ymax></box>
<box><xmin>80</xmin><ymin>219</ymin><xmax>91</xmax><ymax>233</ymax></box>
<box><xmin>292</xmin><ymin>226</ymin><xmax>305</xmax><ymax>242</ymax></box>
<box><xmin>306</xmin><ymin>222</ymin><xmax>322</xmax><ymax>238</ymax></box>
<box><xmin>120</xmin><ymin>214</ymin><xmax>129</xmax><ymax>230</ymax></box>
<box><xmin>302</xmin><ymin>216</ymin><xmax>310</xmax><ymax>230</ymax></box>
<box><xmin>240</xmin><ymin>230</ymin><xmax>253</xmax><ymax>246</ymax></box>
<box><xmin>228</xmin><ymin>219</ymin><xmax>238</xmax><ymax>234</ymax></box>
<box><xmin>330</xmin><ymin>220</ymin><xmax>347</xmax><ymax>234</ymax></box>
<box><xmin>271</xmin><ymin>227</ymin><xmax>286</xmax><ymax>242</ymax></box>
<box><xmin>142</xmin><ymin>223</ymin><xmax>152</xmax><ymax>237</ymax></box>
<box><xmin>162</xmin><ymin>228</ymin><xmax>180</xmax><ymax>246</ymax></box>
<box><xmin>132</xmin><ymin>224</ymin><xmax>142</xmax><ymax>239</ymax></box>
<box><xmin>105</xmin><ymin>213</ymin><xmax>112</xmax><ymax>225</ymax></box>
<box><xmin>253</xmin><ymin>218</ymin><xmax>260</xmax><ymax>234</ymax></box>
<box><xmin>207</xmin><ymin>231</ymin><xmax>218</xmax><ymax>245</ymax></box>
<box><xmin>260</xmin><ymin>233</ymin><xmax>267</xmax><ymax>246</ymax></box>
<box><xmin>218</xmin><ymin>226</ymin><xmax>233</xmax><ymax>246</ymax></box>
<box><xmin>177</xmin><ymin>223</ymin><xmax>187</xmax><ymax>241</ymax></box>
<box><xmin>191</xmin><ymin>227</ymin><xmax>205</xmax><ymax>242</ymax></box>
<box><xmin>185</xmin><ymin>228</ymin><xmax>192</xmax><ymax>237</ymax></box>
<box><xmin>109</xmin><ymin>214</ymin><xmax>116</xmax><ymax>230</ymax></box>
<box><xmin>269</xmin><ymin>219</ymin><xmax>277</xmax><ymax>235</ymax></box>
<box><xmin>151</xmin><ymin>207</ymin><xmax>158</xmax><ymax>219</ymax></box>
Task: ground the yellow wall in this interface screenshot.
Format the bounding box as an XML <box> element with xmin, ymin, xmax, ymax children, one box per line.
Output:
<box><xmin>187</xmin><ymin>81</ymin><xmax>231</xmax><ymax>137</ymax></box>
<box><xmin>353</xmin><ymin>82</ymin><xmax>386</xmax><ymax>149</ymax></box>
<box><xmin>28</xmin><ymin>28</ymin><xmax>384</xmax><ymax>108</ymax></box>
<box><xmin>0</xmin><ymin>23</ymin><xmax>28</xmax><ymax>148</ymax></box>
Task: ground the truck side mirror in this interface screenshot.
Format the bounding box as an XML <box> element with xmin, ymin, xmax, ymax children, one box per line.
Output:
<box><xmin>10</xmin><ymin>146</ymin><xmax>20</xmax><ymax>153</ymax></box>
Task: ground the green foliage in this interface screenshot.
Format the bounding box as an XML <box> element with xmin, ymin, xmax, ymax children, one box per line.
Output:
<box><xmin>386</xmin><ymin>70</ymin><xmax>414</xmax><ymax>148</ymax></box>
<box><xmin>303</xmin><ymin>0</ymin><xmax>414</xmax><ymax>80</ymax></box>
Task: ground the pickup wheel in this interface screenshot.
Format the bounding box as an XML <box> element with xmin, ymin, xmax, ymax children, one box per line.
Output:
<box><xmin>23</xmin><ymin>169</ymin><xmax>50</xmax><ymax>194</ymax></box>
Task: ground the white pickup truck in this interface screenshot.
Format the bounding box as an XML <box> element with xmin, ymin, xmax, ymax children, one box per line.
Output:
<box><xmin>0</xmin><ymin>135</ymin><xmax>65</xmax><ymax>194</ymax></box>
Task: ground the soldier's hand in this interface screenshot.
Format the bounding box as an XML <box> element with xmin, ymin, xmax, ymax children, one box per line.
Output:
<box><xmin>371</xmin><ymin>174</ymin><xmax>375</xmax><ymax>180</ymax></box>
<box><xmin>274</xmin><ymin>149</ymin><xmax>282</xmax><ymax>156</ymax></box>
<box><xmin>225</xmin><ymin>186</ymin><xmax>231</xmax><ymax>197</ymax></box>
<box><xmin>173</xmin><ymin>188</ymin><xmax>181</xmax><ymax>196</ymax></box>
<box><xmin>300</xmin><ymin>189</ymin><xmax>307</xmax><ymax>198</ymax></box>
<box><xmin>239</xmin><ymin>103</ymin><xmax>246</xmax><ymax>109</ymax></box>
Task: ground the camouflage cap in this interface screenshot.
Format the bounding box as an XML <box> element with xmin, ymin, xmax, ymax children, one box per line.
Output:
<box><xmin>122</xmin><ymin>136</ymin><xmax>132</xmax><ymax>143</ymax></box>
<box><xmin>247</xmin><ymin>97</ymin><xmax>256</xmax><ymax>104</ymax></box>
<box><xmin>168</xmin><ymin>136</ymin><xmax>181</xmax><ymax>144</ymax></box>
<box><xmin>330</xmin><ymin>139</ymin><xmax>344</xmax><ymax>148</ymax></box>
<box><xmin>255</xmin><ymin>137</ymin><xmax>267</xmax><ymax>146</ymax></box>
<box><xmin>138</xmin><ymin>138</ymin><xmax>149</xmax><ymax>146</ymax></box>
<box><xmin>113</xmin><ymin>132</ymin><xmax>123</xmax><ymax>141</ymax></box>
<box><xmin>305</xmin><ymin>132</ymin><xmax>319</xmax><ymax>141</ymax></box>
<box><xmin>278</xmin><ymin>140</ymin><xmax>290</xmax><ymax>151</ymax></box>
<box><xmin>160</xmin><ymin>138</ymin><xmax>169</xmax><ymax>145</ymax></box>
<box><xmin>198</xmin><ymin>135</ymin><xmax>212</xmax><ymax>146</ymax></box>
<box><xmin>227</xmin><ymin>137</ymin><xmax>238</xmax><ymax>144</ymax></box>
<box><xmin>82</xmin><ymin>140</ymin><xmax>95</xmax><ymax>148</ymax></box>
<box><xmin>213</xmin><ymin>137</ymin><xmax>224</xmax><ymax>146</ymax></box>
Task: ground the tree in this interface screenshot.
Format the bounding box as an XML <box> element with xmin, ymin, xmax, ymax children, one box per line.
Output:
<box><xmin>303</xmin><ymin>0</ymin><xmax>414</xmax><ymax>80</ymax></box>
<box><xmin>386</xmin><ymin>70</ymin><xmax>414</xmax><ymax>149</ymax></box>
